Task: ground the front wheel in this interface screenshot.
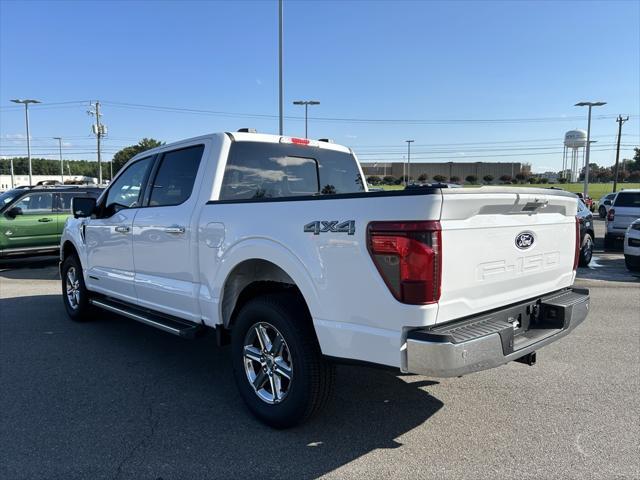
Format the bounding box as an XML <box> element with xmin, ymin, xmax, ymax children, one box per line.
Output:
<box><xmin>231</xmin><ymin>292</ymin><xmax>334</xmax><ymax>428</ymax></box>
<box><xmin>598</xmin><ymin>206</ymin><xmax>606</xmax><ymax>219</ymax></box>
<box><xmin>579</xmin><ymin>233</ymin><xmax>593</xmax><ymax>267</ymax></box>
<box><xmin>61</xmin><ymin>254</ymin><xmax>94</xmax><ymax>321</ymax></box>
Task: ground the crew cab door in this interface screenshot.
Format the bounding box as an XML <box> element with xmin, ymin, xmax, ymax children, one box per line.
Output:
<box><xmin>132</xmin><ymin>144</ymin><xmax>205</xmax><ymax>321</ymax></box>
<box><xmin>84</xmin><ymin>156</ymin><xmax>154</xmax><ymax>303</ymax></box>
<box><xmin>2</xmin><ymin>191</ymin><xmax>58</xmax><ymax>250</ymax></box>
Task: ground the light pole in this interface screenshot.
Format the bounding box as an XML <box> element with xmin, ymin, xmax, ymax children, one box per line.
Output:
<box><xmin>292</xmin><ymin>100</ymin><xmax>320</xmax><ymax>138</ymax></box>
<box><xmin>405</xmin><ymin>140</ymin><xmax>414</xmax><ymax>186</ymax></box>
<box><xmin>278</xmin><ymin>0</ymin><xmax>283</xmax><ymax>135</ymax></box>
<box><xmin>575</xmin><ymin>101</ymin><xmax>606</xmax><ymax>197</ymax></box>
<box><xmin>11</xmin><ymin>98</ymin><xmax>41</xmax><ymax>185</ymax></box>
<box><xmin>53</xmin><ymin>137</ymin><xmax>64</xmax><ymax>184</ymax></box>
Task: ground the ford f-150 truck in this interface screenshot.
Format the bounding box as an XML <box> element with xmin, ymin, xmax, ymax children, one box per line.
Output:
<box><xmin>60</xmin><ymin>131</ymin><xmax>590</xmax><ymax>428</ymax></box>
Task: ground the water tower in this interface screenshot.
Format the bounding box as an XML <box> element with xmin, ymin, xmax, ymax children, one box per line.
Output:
<box><xmin>562</xmin><ymin>130</ymin><xmax>587</xmax><ymax>182</ymax></box>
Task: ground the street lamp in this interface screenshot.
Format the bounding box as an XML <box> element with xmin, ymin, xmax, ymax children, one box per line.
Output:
<box><xmin>10</xmin><ymin>98</ymin><xmax>41</xmax><ymax>186</ymax></box>
<box><xmin>575</xmin><ymin>101</ymin><xmax>606</xmax><ymax>197</ymax></box>
<box><xmin>405</xmin><ymin>140</ymin><xmax>414</xmax><ymax>186</ymax></box>
<box><xmin>292</xmin><ymin>100</ymin><xmax>320</xmax><ymax>138</ymax></box>
<box><xmin>53</xmin><ymin>137</ymin><xmax>64</xmax><ymax>184</ymax></box>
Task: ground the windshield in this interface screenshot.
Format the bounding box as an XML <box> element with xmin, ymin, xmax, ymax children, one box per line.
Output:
<box><xmin>0</xmin><ymin>189</ymin><xmax>23</xmax><ymax>212</ymax></box>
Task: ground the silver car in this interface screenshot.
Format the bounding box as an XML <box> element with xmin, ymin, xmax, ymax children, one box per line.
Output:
<box><xmin>605</xmin><ymin>189</ymin><xmax>640</xmax><ymax>249</ymax></box>
<box><xmin>597</xmin><ymin>192</ymin><xmax>616</xmax><ymax>219</ymax></box>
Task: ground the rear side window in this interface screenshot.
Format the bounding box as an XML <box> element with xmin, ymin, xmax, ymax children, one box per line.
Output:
<box><xmin>614</xmin><ymin>192</ymin><xmax>640</xmax><ymax>207</ymax></box>
<box><xmin>149</xmin><ymin>145</ymin><xmax>204</xmax><ymax>207</ymax></box>
<box><xmin>219</xmin><ymin>142</ymin><xmax>364</xmax><ymax>201</ymax></box>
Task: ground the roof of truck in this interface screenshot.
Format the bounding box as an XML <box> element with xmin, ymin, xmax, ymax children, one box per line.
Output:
<box><xmin>135</xmin><ymin>131</ymin><xmax>352</xmax><ymax>158</ymax></box>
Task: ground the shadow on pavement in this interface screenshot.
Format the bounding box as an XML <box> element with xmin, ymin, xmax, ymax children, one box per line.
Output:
<box><xmin>577</xmin><ymin>253</ymin><xmax>640</xmax><ymax>283</ymax></box>
<box><xmin>0</xmin><ymin>255</ymin><xmax>59</xmax><ymax>281</ymax></box>
<box><xmin>0</xmin><ymin>294</ymin><xmax>443</xmax><ymax>480</ymax></box>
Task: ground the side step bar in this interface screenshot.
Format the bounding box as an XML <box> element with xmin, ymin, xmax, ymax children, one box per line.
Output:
<box><xmin>89</xmin><ymin>297</ymin><xmax>206</xmax><ymax>339</ymax></box>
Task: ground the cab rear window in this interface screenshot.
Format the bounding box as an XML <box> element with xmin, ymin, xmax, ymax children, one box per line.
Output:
<box><xmin>219</xmin><ymin>142</ymin><xmax>364</xmax><ymax>201</ymax></box>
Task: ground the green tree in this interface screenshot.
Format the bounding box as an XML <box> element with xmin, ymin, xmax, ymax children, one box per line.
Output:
<box><xmin>450</xmin><ymin>175</ymin><xmax>461</xmax><ymax>183</ymax></box>
<box><xmin>417</xmin><ymin>173</ymin><xmax>429</xmax><ymax>183</ymax></box>
<box><xmin>483</xmin><ymin>174</ymin><xmax>494</xmax><ymax>184</ymax></box>
<box><xmin>112</xmin><ymin>138</ymin><xmax>164</xmax><ymax>174</ymax></box>
<box><xmin>499</xmin><ymin>174</ymin><xmax>512</xmax><ymax>184</ymax></box>
<box><xmin>366</xmin><ymin>175</ymin><xmax>381</xmax><ymax>185</ymax></box>
<box><xmin>433</xmin><ymin>174</ymin><xmax>447</xmax><ymax>182</ymax></box>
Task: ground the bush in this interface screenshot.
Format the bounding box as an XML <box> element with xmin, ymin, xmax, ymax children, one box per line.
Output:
<box><xmin>382</xmin><ymin>175</ymin><xmax>396</xmax><ymax>185</ymax></box>
<box><xmin>528</xmin><ymin>177</ymin><xmax>539</xmax><ymax>184</ymax></box>
<box><xmin>628</xmin><ymin>170</ymin><xmax>640</xmax><ymax>182</ymax></box>
<box><xmin>499</xmin><ymin>174</ymin><xmax>512</xmax><ymax>184</ymax></box>
<box><xmin>483</xmin><ymin>175</ymin><xmax>494</xmax><ymax>184</ymax></box>
<box><xmin>515</xmin><ymin>173</ymin><xmax>527</xmax><ymax>184</ymax></box>
<box><xmin>417</xmin><ymin>173</ymin><xmax>429</xmax><ymax>183</ymax></box>
<box><xmin>450</xmin><ymin>176</ymin><xmax>461</xmax><ymax>184</ymax></box>
<box><xmin>558</xmin><ymin>177</ymin><xmax>568</xmax><ymax>184</ymax></box>
<box><xmin>539</xmin><ymin>177</ymin><xmax>549</xmax><ymax>184</ymax></box>
<box><xmin>465</xmin><ymin>175</ymin><xmax>478</xmax><ymax>184</ymax></box>
<box><xmin>366</xmin><ymin>175</ymin><xmax>381</xmax><ymax>186</ymax></box>
<box><xmin>433</xmin><ymin>174</ymin><xmax>447</xmax><ymax>182</ymax></box>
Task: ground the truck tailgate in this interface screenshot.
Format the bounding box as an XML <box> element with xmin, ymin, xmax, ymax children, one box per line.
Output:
<box><xmin>436</xmin><ymin>188</ymin><xmax>578</xmax><ymax>324</ymax></box>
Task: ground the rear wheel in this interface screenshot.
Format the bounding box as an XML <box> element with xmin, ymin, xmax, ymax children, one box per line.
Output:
<box><xmin>231</xmin><ymin>291</ymin><xmax>334</xmax><ymax>428</ymax></box>
<box><xmin>578</xmin><ymin>233</ymin><xmax>593</xmax><ymax>267</ymax></box>
<box><xmin>61</xmin><ymin>254</ymin><xmax>94</xmax><ymax>321</ymax></box>
<box><xmin>598</xmin><ymin>206</ymin><xmax>606</xmax><ymax>218</ymax></box>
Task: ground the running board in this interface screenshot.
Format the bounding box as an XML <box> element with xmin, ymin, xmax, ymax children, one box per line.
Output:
<box><xmin>89</xmin><ymin>298</ymin><xmax>205</xmax><ymax>339</ymax></box>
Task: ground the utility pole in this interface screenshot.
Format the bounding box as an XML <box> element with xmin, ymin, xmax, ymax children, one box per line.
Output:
<box><xmin>278</xmin><ymin>0</ymin><xmax>283</xmax><ymax>135</ymax></box>
<box><xmin>11</xmin><ymin>99</ymin><xmax>41</xmax><ymax>185</ymax></box>
<box><xmin>405</xmin><ymin>140</ymin><xmax>414</xmax><ymax>186</ymax></box>
<box><xmin>612</xmin><ymin>115</ymin><xmax>629</xmax><ymax>193</ymax></box>
<box><xmin>88</xmin><ymin>101</ymin><xmax>106</xmax><ymax>184</ymax></box>
<box><xmin>575</xmin><ymin>101</ymin><xmax>606</xmax><ymax>198</ymax></box>
<box><xmin>53</xmin><ymin>137</ymin><xmax>64</xmax><ymax>184</ymax></box>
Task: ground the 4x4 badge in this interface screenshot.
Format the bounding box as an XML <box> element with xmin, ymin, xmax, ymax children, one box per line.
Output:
<box><xmin>304</xmin><ymin>220</ymin><xmax>355</xmax><ymax>235</ymax></box>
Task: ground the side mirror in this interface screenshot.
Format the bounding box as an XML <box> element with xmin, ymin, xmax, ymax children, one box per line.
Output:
<box><xmin>72</xmin><ymin>197</ymin><xmax>97</xmax><ymax>218</ymax></box>
<box><xmin>5</xmin><ymin>206</ymin><xmax>22</xmax><ymax>219</ymax></box>
<box><xmin>604</xmin><ymin>200</ymin><xmax>611</xmax><ymax>206</ymax></box>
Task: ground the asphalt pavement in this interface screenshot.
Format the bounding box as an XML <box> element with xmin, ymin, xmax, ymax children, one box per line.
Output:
<box><xmin>1</xmin><ymin>224</ymin><xmax>638</xmax><ymax>479</ymax></box>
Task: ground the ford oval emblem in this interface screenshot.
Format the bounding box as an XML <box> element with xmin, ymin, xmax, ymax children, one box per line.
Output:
<box><xmin>515</xmin><ymin>232</ymin><xmax>535</xmax><ymax>250</ymax></box>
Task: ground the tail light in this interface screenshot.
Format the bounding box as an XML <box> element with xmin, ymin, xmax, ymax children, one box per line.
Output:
<box><xmin>573</xmin><ymin>216</ymin><xmax>580</xmax><ymax>271</ymax></box>
<box><xmin>607</xmin><ymin>208</ymin><xmax>615</xmax><ymax>222</ymax></box>
<box><xmin>367</xmin><ymin>221</ymin><xmax>441</xmax><ymax>304</ymax></box>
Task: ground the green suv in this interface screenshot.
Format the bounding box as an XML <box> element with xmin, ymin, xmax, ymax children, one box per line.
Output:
<box><xmin>0</xmin><ymin>186</ymin><xmax>102</xmax><ymax>258</ymax></box>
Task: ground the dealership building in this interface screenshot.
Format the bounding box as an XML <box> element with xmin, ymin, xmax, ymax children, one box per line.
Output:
<box><xmin>360</xmin><ymin>161</ymin><xmax>522</xmax><ymax>180</ymax></box>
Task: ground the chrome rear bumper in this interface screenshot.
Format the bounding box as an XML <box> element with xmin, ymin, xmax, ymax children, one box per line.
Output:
<box><xmin>404</xmin><ymin>287</ymin><xmax>589</xmax><ymax>377</ymax></box>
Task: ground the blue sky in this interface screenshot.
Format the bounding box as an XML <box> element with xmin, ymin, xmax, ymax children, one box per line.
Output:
<box><xmin>1</xmin><ymin>0</ymin><xmax>638</xmax><ymax>173</ymax></box>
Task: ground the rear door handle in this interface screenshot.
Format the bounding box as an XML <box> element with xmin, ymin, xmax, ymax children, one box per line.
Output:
<box><xmin>163</xmin><ymin>225</ymin><xmax>185</xmax><ymax>234</ymax></box>
<box><xmin>38</xmin><ymin>218</ymin><xmax>53</xmax><ymax>223</ymax></box>
<box><xmin>115</xmin><ymin>226</ymin><xmax>130</xmax><ymax>233</ymax></box>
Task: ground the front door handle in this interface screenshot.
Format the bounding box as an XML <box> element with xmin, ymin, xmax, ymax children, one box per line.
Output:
<box><xmin>163</xmin><ymin>225</ymin><xmax>185</xmax><ymax>234</ymax></box>
<box><xmin>38</xmin><ymin>218</ymin><xmax>53</xmax><ymax>223</ymax></box>
<box><xmin>115</xmin><ymin>225</ymin><xmax>130</xmax><ymax>233</ymax></box>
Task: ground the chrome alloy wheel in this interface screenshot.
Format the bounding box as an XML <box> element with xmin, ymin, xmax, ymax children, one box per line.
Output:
<box><xmin>65</xmin><ymin>266</ymin><xmax>81</xmax><ymax>310</ymax></box>
<box><xmin>243</xmin><ymin>322</ymin><xmax>293</xmax><ymax>404</ymax></box>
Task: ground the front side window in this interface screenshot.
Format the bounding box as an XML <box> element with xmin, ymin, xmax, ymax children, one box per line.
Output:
<box><xmin>148</xmin><ymin>145</ymin><xmax>204</xmax><ymax>207</ymax></box>
<box><xmin>105</xmin><ymin>156</ymin><xmax>154</xmax><ymax>211</ymax></box>
<box><xmin>11</xmin><ymin>193</ymin><xmax>53</xmax><ymax>214</ymax></box>
<box><xmin>219</xmin><ymin>142</ymin><xmax>363</xmax><ymax>201</ymax></box>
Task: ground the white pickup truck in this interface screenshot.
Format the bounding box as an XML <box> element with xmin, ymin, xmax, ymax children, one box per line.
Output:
<box><xmin>61</xmin><ymin>131</ymin><xmax>589</xmax><ymax>427</ymax></box>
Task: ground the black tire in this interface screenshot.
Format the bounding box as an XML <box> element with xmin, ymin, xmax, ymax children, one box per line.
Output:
<box><xmin>61</xmin><ymin>254</ymin><xmax>94</xmax><ymax>321</ymax></box>
<box><xmin>626</xmin><ymin>259</ymin><xmax>640</xmax><ymax>272</ymax></box>
<box><xmin>231</xmin><ymin>291</ymin><xmax>334</xmax><ymax>428</ymax></box>
<box><xmin>598</xmin><ymin>206</ymin><xmax>606</xmax><ymax>219</ymax></box>
<box><xmin>578</xmin><ymin>233</ymin><xmax>593</xmax><ymax>267</ymax></box>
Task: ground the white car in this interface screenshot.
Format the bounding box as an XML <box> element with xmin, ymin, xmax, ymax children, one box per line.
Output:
<box><xmin>624</xmin><ymin>219</ymin><xmax>640</xmax><ymax>272</ymax></box>
<box><xmin>597</xmin><ymin>192</ymin><xmax>616</xmax><ymax>219</ymax></box>
<box><xmin>605</xmin><ymin>189</ymin><xmax>640</xmax><ymax>249</ymax></box>
<box><xmin>60</xmin><ymin>130</ymin><xmax>589</xmax><ymax>427</ymax></box>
